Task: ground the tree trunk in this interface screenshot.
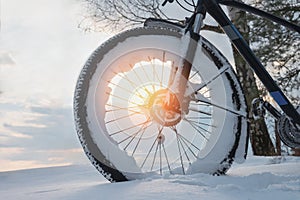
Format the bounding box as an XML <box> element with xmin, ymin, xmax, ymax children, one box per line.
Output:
<box><xmin>228</xmin><ymin>2</ymin><xmax>275</xmax><ymax>156</ymax></box>
<box><xmin>275</xmin><ymin>121</ymin><xmax>282</xmax><ymax>155</ymax></box>
<box><xmin>292</xmin><ymin>148</ymin><xmax>300</xmax><ymax>156</ymax></box>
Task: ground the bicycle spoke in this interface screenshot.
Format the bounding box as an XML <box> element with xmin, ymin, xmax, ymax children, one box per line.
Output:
<box><xmin>130</xmin><ymin>64</ymin><xmax>152</xmax><ymax>95</ymax></box>
<box><xmin>189</xmin><ymin>107</ymin><xmax>212</xmax><ymax>116</ymax></box>
<box><xmin>162</xmin><ymin>143</ymin><xmax>172</xmax><ymax>174</ymax></box>
<box><xmin>126</xmin><ymin>123</ymin><xmax>152</xmax><ymax>153</ymax></box>
<box><xmin>113</xmin><ymin>69</ymin><xmax>147</xmax><ymax>98</ymax></box>
<box><xmin>114</xmin><ymin>70</ymin><xmax>139</xmax><ymax>89</ymax></box>
<box><xmin>183</xmin><ymin>118</ymin><xmax>210</xmax><ymax>140</ymax></box>
<box><xmin>170</xmin><ymin>127</ymin><xmax>200</xmax><ymax>164</ymax></box>
<box><xmin>148</xmin><ymin>56</ymin><xmax>163</xmax><ymax>87</ymax></box>
<box><xmin>183</xmin><ymin>118</ymin><xmax>216</xmax><ymax>128</ymax></box>
<box><xmin>172</xmin><ymin>127</ymin><xmax>185</xmax><ymax>175</ymax></box>
<box><xmin>185</xmin><ymin>116</ymin><xmax>212</xmax><ymax>120</ymax></box>
<box><xmin>109</xmin><ymin>120</ymin><xmax>149</xmax><ymax>136</ymax></box>
<box><xmin>105</xmin><ymin>104</ymin><xmax>145</xmax><ymax>115</ymax></box>
<box><xmin>176</xmin><ymin>132</ymin><xmax>192</xmax><ymax>166</ymax></box>
<box><xmin>159</xmin><ymin>141</ymin><xmax>162</xmax><ymax>175</ymax></box>
<box><xmin>105</xmin><ymin>112</ymin><xmax>142</xmax><ymax>124</ymax></box>
<box><xmin>185</xmin><ymin>118</ymin><xmax>212</xmax><ymax>134</ymax></box>
<box><xmin>130</xmin><ymin>64</ymin><xmax>145</xmax><ymax>85</ymax></box>
<box><xmin>131</xmin><ymin>123</ymin><xmax>153</xmax><ymax>156</ymax></box>
<box><xmin>140</xmin><ymin>126</ymin><xmax>164</xmax><ymax>169</ymax></box>
<box><xmin>108</xmin><ymin>80</ymin><xmax>145</xmax><ymax>100</ymax></box>
<box><xmin>200</xmin><ymin>87</ymin><xmax>212</xmax><ymax>95</ymax></box>
<box><xmin>176</xmin><ymin>133</ymin><xmax>199</xmax><ymax>159</ymax></box>
<box><xmin>189</xmin><ymin>102</ymin><xmax>211</xmax><ymax>106</ymax></box>
<box><xmin>193</xmin><ymin>98</ymin><xmax>247</xmax><ymax>118</ymax></box>
<box><xmin>169</xmin><ymin>126</ymin><xmax>200</xmax><ymax>160</ymax></box>
<box><xmin>194</xmin><ymin>66</ymin><xmax>230</xmax><ymax>92</ymax></box>
<box><xmin>189</xmin><ymin>70</ymin><xmax>200</xmax><ymax>80</ymax></box>
<box><xmin>118</xmin><ymin>120</ymin><xmax>151</xmax><ymax>149</ymax></box>
<box><xmin>161</xmin><ymin>52</ymin><xmax>165</xmax><ymax>88</ymax></box>
<box><xmin>150</xmin><ymin>141</ymin><xmax>159</xmax><ymax>171</ymax></box>
<box><xmin>106</xmin><ymin>92</ymin><xmax>143</xmax><ymax>106</ymax></box>
<box><xmin>139</xmin><ymin>62</ymin><xmax>156</xmax><ymax>92</ymax></box>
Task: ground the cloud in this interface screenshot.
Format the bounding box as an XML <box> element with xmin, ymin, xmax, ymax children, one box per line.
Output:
<box><xmin>0</xmin><ymin>147</ymin><xmax>86</xmax><ymax>172</ymax></box>
<box><xmin>0</xmin><ymin>100</ymin><xmax>76</xmax><ymax>148</ymax></box>
<box><xmin>0</xmin><ymin>0</ymin><xmax>111</xmax><ymax>171</ymax></box>
<box><xmin>0</xmin><ymin>158</ymin><xmax>72</xmax><ymax>172</ymax></box>
<box><xmin>0</xmin><ymin>97</ymin><xmax>88</xmax><ymax>172</ymax></box>
<box><xmin>0</xmin><ymin>146</ymin><xmax>87</xmax><ymax>172</ymax></box>
<box><xmin>0</xmin><ymin>0</ymin><xmax>110</xmax><ymax>105</ymax></box>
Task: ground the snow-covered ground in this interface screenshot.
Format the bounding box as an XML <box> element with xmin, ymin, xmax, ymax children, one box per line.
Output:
<box><xmin>1</xmin><ymin>156</ymin><xmax>299</xmax><ymax>200</ymax></box>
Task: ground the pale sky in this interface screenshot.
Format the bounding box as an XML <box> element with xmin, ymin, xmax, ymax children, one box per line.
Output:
<box><xmin>0</xmin><ymin>0</ymin><xmax>233</xmax><ymax>172</ymax></box>
<box><xmin>0</xmin><ymin>0</ymin><xmax>110</xmax><ymax>171</ymax></box>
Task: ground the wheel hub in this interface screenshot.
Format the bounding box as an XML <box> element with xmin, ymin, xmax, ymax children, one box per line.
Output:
<box><xmin>148</xmin><ymin>89</ymin><xmax>182</xmax><ymax>126</ymax></box>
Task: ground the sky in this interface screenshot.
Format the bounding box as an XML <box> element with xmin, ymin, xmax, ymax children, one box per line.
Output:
<box><xmin>0</xmin><ymin>0</ymin><xmax>234</xmax><ymax>172</ymax></box>
<box><xmin>0</xmin><ymin>0</ymin><xmax>110</xmax><ymax>171</ymax></box>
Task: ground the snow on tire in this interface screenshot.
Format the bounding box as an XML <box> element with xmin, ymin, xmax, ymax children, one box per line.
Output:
<box><xmin>73</xmin><ymin>27</ymin><xmax>248</xmax><ymax>182</ymax></box>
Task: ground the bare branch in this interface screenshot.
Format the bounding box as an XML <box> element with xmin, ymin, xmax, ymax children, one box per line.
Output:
<box><xmin>201</xmin><ymin>24</ymin><xmax>224</xmax><ymax>33</ymax></box>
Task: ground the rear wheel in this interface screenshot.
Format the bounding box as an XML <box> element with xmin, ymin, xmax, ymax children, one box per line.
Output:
<box><xmin>74</xmin><ymin>27</ymin><xmax>248</xmax><ymax>182</ymax></box>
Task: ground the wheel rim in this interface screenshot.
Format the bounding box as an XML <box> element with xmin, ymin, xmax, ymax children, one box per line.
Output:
<box><xmin>87</xmin><ymin>46</ymin><xmax>233</xmax><ymax>175</ymax></box>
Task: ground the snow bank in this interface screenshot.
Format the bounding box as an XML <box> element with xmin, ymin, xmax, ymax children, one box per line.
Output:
<box><xmin>0</xmin><ymin>156</ymin><xmax>299</xmax><ymax>200</ymax></box>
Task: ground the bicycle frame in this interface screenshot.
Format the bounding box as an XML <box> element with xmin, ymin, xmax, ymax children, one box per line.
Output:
<box><xmin>180</xmin><ymin>0</ymin><xmax>300</xmax><ymax>124</ymax></box>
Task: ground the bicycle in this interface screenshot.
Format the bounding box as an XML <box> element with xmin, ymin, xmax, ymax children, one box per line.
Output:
<box><xmin>73</xmin><ymin>0</ymin><xmax>300</xmax><ymax>182</ymax></box>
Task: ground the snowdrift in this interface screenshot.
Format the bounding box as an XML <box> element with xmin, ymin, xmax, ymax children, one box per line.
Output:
<box><xmin>0</xmin><ymin>156</ymin><xmax>299</xmax><ymax>200</ymax></box>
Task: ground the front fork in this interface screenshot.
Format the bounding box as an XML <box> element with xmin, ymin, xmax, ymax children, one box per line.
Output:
<box><xmin>167</xmin><ymin>11</ymin><xmax>205</xmax><ymax>113</ymax></box>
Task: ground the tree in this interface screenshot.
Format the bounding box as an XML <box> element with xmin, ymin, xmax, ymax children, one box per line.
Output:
<box><xmin>80</xmin><ymin>0</ymin><xmax>222</xmax><ymax>32</ymax></box>
<box><xmin>248</xmin><ymin>0</ymin><xmax>300</xmax><ymax>155</ymax></box>
<box><xmin>79</xmin><ymin>0</ymin><xmax>169</xmax><ymax>32</ymax></box>
<box><xmin>248</xmin><ymin>0</ymin><xmax>299</xmax><ymax>105</ymax></box>
<box><xmin>228</xmin><ymin>0</ymin><xmax>275</xmax><ymax>156</ymax></box>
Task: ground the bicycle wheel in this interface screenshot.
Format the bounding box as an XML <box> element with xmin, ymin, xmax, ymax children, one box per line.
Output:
<box><xmin>74</xmin><ymin>27</ymin><xmax>248</xmax><ymax>182</ymax></box>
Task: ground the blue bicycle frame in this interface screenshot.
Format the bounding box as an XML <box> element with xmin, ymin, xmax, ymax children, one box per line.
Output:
<box><xmin>190</xmin><ymin>0</ymin><xmax>300</xmax><ymax>124</ymax></box>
